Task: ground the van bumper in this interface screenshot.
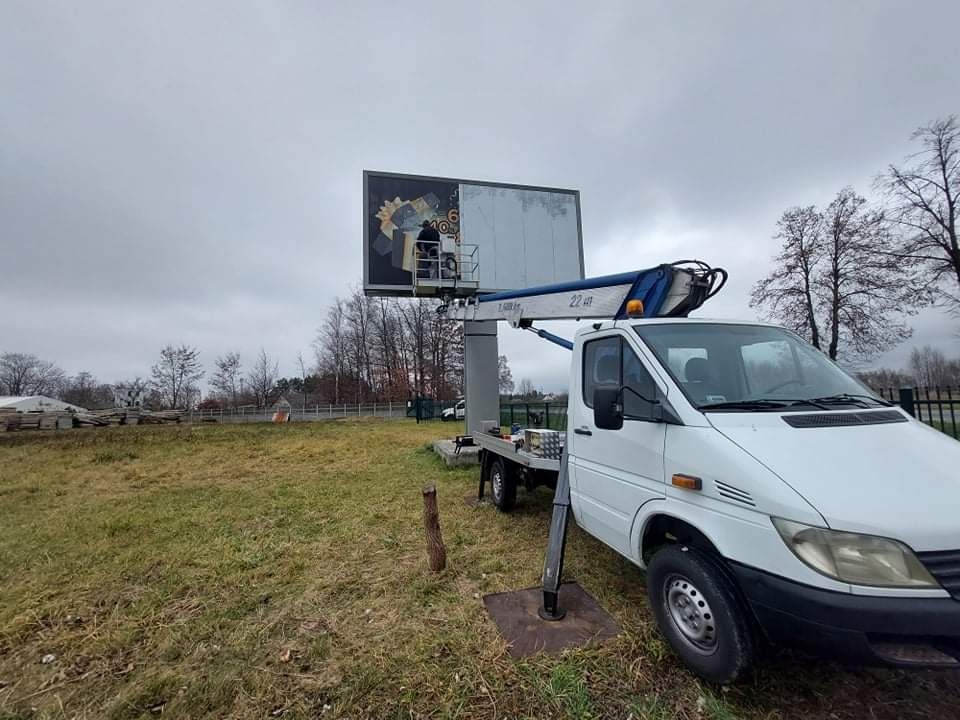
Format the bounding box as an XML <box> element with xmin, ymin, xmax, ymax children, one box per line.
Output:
<box><xmin>730</xmin><ymin>562</ymin><xmax>960</xmax><ymax>668</ymax></box>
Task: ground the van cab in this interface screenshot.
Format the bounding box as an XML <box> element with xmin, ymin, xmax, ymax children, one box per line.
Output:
<box><xmin>567</xmin><ymin>318</ymin><xmax>960</xmax><ymax>682</ymax></box>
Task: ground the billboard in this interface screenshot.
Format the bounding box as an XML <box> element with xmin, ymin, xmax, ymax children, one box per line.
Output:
<box><xmin>363</xmin><ymin>171</ymin><xmax>583</xmax><ymax>296</ymax></box>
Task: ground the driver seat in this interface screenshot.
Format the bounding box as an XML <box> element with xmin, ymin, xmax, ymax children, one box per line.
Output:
<box><xmin>684</xmin><ymin>357</ymin><xmax>720</xmax><ymax>403</ymax></box>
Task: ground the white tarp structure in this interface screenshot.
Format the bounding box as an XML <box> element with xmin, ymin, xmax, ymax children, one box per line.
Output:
<box><xmin>0</xmin><ymin>396</ymin><xmax>87</xmax><ymax>413</ymax></box>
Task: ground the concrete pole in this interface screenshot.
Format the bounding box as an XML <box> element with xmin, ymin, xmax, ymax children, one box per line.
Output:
<box><xmin>464</xmin><ymin>320</ymin><xmax>499</xmax><ymax>436</ymax></box>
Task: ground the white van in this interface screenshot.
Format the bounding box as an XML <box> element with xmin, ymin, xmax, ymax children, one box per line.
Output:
<box><xmin>482</xmin><ymin>318</ymin><xmax>960</xmax><ymax>683</ymax></box>
<box><xmin>442</xmin><ymin>399</ymin><xmax>465</xmax><ymax>422</ymax></box>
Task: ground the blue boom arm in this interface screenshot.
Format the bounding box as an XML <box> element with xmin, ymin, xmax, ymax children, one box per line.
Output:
<box><xmin>440</xmin><ymin>260</ymin><xmax>727</xmax><ymax>330</ymax></box>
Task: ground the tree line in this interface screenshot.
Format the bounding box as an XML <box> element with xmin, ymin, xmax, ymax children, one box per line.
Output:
<box><xmin>859</xmin><ymin>346</ymin><xmax>960</xmax><ymax>392</ymax></box>
<box><xmin>312</xmin><ymin>286</ymin><xmax>463</xmax><ymax>405</ymax></box>
<box><xmin>752</xmin><ymin>115</ymin><xmax>959</xmax><ymax>362</ymax></box>
<box><xmin>0</xmin><ymin>286</ymin><xmax>483</xmax><ymax>410</ymax></box>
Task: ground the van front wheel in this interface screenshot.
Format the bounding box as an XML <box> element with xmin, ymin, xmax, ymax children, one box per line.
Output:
<box><xmin>646</xmin><ymin>545</ymin><xmax>754</xmax><ymax>684</ymax></box>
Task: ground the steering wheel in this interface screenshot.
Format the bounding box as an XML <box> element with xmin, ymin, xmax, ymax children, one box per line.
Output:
<box><xmin>759</xmin><ymin>379</ymin><xmax>803</xmax><ymax>395</ymax></box>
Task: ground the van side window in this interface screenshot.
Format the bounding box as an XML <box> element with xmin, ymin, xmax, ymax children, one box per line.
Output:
<box><xmin>583</xmin><ymin>336</ymin><xmax>657</xmax><ymax>418</ymax></box>
<box><xmin>583</xmin><ymin>337</ymin><xmax>620</xmax><ymax>408</ymax></box>
<box><xmin>623</xmin><ymin>342</ymin><xmax>656</xmax><ymax>418</ymax></box>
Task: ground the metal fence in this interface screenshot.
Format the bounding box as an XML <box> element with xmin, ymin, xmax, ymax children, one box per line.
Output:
<box><xmin>187</xmin><ymin>389</ymin><xmax>959</xmax><ymax>438</ymax></box>
<box><xmin>877</xmin><ymin>387</ymin><xmax>960</xmax><ymax>439</ymax></box>
<box><xmin>500</xmin><ymin>402</ymin><xmax>569</xmax><ymax>431</ymax></box>
<box><xmin>189</xmin><ymin>401</ymin><xmax>437</xmax><ymax>424</ymax></box>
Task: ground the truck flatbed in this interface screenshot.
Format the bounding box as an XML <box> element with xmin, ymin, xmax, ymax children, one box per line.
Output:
<box><xmin>472</xmin><ymin>430</ymin><xmax>562</xmax><ymax>472</ymax></box>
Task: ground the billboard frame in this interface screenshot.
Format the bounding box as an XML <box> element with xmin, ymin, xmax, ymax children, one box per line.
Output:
<box><xmin>363</xmin><ymin>169</ymin><xmax>584</xmax><ymax>297</ymax></box>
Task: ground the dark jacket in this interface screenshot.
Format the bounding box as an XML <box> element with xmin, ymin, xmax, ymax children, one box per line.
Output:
<box><xmin>416</xmin><ymin>225</ymin><xmax>441</xmax><ymax>253</ymax></box>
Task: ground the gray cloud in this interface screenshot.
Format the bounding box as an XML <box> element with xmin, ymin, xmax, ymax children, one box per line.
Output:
<box><xmin>2</xmin><ymin>0</ymin><xmax>958</xmax><ymax>389</ymax></box>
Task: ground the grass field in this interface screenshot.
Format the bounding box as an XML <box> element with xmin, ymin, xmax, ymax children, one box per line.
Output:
<box><xmin>1</xmin><ymin>420</ymin><xmax>958</xmax><ymax>720</ymax></box>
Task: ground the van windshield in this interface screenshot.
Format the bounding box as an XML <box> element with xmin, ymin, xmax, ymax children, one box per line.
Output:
<box><xmin>634</xmin><ymin>323</ymin><xmax>884</xmax><ymax>411</ymax></box>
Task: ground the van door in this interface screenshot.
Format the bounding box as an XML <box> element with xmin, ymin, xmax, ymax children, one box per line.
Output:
<box><xmin>569</xmin><ymin>333</ymin><xmax>667</xmax><ymax>559</ymax></box>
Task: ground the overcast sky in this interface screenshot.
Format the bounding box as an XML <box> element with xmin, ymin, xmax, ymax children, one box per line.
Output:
<box><xmin>2</xmin><ymin>1</ymin><xmax>959</xmax><ymax>392</ymax></box>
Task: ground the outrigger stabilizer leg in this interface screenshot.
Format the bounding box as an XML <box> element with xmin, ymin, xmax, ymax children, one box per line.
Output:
<box><xmin>539</xmin><ymin>446</ymin><xmax>571</xmax><ymax>621</ymax></box>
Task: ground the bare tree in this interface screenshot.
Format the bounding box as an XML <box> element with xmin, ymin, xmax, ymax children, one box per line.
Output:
<box><xmin>247</xmin><ymin>348</ymin><xmax>279</xmax><ymax>408</ymax></box>
<box><xmin>113</xmin><ymin>377</ymin><xmax>151</xmax><ymax>408</ymax></box>
<box><xmin>498</xmin><ymin>355</ymin><xmax>514</xmax><ymax>394</ymax></box>
<box><xmin>820</xmin><ymin>188</ymin><xmax>918</xmax><ymax>359</ymax></box>
<box><xmin>315</xmin><ymin>298</ymin><xmax>347</xmax><ymax>404</ymax></box>
<box><xmin>0</xmin><ymin>352</ymin><xmax>65</xmax><ymax>396</ymax></box>
<box><xmin>425</xmin><ymin>308</ymin><xmax>462</xmax><ymax>400</ymax></box>
<box><xmin>517</xmin><ymin>378</ymin><xmax>537</xmax><ymax>399</ymax></box>
<box><xmin>60</xmin><ymin>371</ymin><xmax>114</xmax><ymax>409</ymax></box>
<box><xmin>750</xmin><ymin>206</ymin><xmax>824</xmax><ymax>348</ymax></box>
<box><xmin>150</xmin><ymin>344</ymin><xmax>203</xmax><ymax>409</ymax></box>
<box><xmin>296</xmin><ymin>351</ymin><xmax>308</xmax><ymax>412</ymax></box>
<box><xmin>312</xmin><ymin>289</ymin><xmax>464</xmax><ymax>405</ymax></box>
<box><xmin>211</xmin><ymin>352</ymin><xmax>242</xmax><ymax>408</ymax></box>
<box><xmin>344</xmin><ymin>287</ymin><xmax>374</xmax><ymax>403</ymax></box>
<box><xmin>400</xmin><ymin>299</ymin><xmax>430</xmax><ymax>399</ymax></box>
<box><xmin>370</xmin><ymin>298</ymin><xmax>411</xmax><ymax>401</ymax></box>
<box><xmin>857</xmin><ymin>367</ymin><xmax>913</xmax><ymax>393</ymax></box>
<box><xmin>909</xmin><ymin>345</ymin><xmax>960</xmax><ymax>388</ymax></box>
<box><xmin>752</xmin><ymin>188</ymin><xmax>919</xmax><ymax>361</ymax></box>
<box><xmin>879</xmin><ymin>116</ymin><xmax>960</xmax><ymax>306</ymax></box>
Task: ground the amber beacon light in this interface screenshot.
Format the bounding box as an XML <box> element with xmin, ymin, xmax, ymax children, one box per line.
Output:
<box><xmin>625</xmin><ymin>299</ymin><xmax>645</xmax><ymax>317</ymax></box>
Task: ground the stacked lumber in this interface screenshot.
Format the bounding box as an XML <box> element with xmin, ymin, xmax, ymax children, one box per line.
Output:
<box><xmin>2</xmin><ymin>408</ymin><xmax>186</xmax><ymax>432</ymax></box>
<box><xmin>1</xmin><ymin>411</ymin><xmax>62</xmax><ymax>432</ymax></box>
<box><xmin>139</xmin><ymin>410</ymin><xmax>185</xmax><ymax>424</ymax></box>
<box><xmin>2</xmin><ymin>412</ymin><xmax>23</xmax><ymax>432</ymax></box>
<box><xmin>73</xmin><ymin>408</ymin><xmax>184</xmax><ymax>427</ymax></box>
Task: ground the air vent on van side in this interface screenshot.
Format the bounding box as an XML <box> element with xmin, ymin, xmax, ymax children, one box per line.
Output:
<box><xmin>782</xmin><ymin>411</ymin><xmax>906</xmax><ymax>428</ymax></box>
<box><xmin>715</xmin><ymin>480</ymin><xmax>755</xmax><ymax>507</ymax></box>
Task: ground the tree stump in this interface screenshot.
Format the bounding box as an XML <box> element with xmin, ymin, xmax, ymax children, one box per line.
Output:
<box><xmin>422</xmin><ymin>484</ymin><xmax>447</xmax><ymax>571</ymax></box>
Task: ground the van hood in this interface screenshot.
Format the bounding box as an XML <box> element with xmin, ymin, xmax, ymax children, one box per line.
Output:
<box><xmin>708</xmin><ymin>411</ymin><xmax>960</xmax><ymax>552</ymax></box>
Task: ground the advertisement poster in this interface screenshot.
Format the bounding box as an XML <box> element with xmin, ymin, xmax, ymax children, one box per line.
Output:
<box><xmin>365</xmin><ymin>174</ymin><xmax>460</xmax><ymax>290</ymax></box>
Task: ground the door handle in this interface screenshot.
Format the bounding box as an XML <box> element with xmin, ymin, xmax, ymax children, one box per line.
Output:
<box><xmin>574</xmin><ymin>428</ymin><xmax>592</xmax><ymax>436</ymax></box>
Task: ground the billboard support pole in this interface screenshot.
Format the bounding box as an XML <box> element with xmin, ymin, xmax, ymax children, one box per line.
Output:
<box><xmin>464</xmin><ymin>320</ymin><xmax>499</xmax><ymax>436</ymax></box>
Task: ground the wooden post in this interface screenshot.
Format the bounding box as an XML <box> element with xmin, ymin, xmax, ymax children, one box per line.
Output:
<box><xmin>422</xmin><ymin>484</ymin><xmax>447</xmax><ymax>572</ymax></box>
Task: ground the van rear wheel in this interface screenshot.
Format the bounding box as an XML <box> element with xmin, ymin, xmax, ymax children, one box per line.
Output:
<box><xmin>489</xmin><ymin>458</ymin><xmax>517</xmax><ymax>512</ymax></box>
<box><xmin>646</xmin><ymin>545</ymin><xmax>754</xmax><ymax>684</ymax></box>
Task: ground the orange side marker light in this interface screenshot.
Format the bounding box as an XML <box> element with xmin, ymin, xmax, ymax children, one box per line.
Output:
<box><xmin>672</xmin><ymin>474</ymin><xmax>702</xmax><ymax>491</ymax></box>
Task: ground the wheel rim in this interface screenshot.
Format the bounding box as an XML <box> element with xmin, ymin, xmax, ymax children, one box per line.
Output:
<box><xmin>491</xmin><ymin>468</ymin><xmax>503</xmax><ymax>502</ymax></box>
<box><xmin>663</xmin><ymin>573</ymin><xmax>717</xmax><ymax>655</ymax></box>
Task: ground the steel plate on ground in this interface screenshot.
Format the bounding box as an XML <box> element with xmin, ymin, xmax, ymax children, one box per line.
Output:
<box><xmin>482</xmin><ymin>582</ymin><xmax>621</xmax><ymax>659</ymax></box>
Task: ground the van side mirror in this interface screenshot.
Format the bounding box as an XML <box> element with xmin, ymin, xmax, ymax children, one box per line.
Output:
<box><xmin>593</xmin><ymin>387</ymin><xmax>624</xmax><ymax>430</ymax></box>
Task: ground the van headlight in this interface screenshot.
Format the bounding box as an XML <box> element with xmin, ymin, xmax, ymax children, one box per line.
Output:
<box><xmin>772</xmin><ymin>518</ymin><xmax>938</xmax><ymax>587</ymax></box>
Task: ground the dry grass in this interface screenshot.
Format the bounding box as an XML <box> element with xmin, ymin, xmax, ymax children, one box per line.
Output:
<box><xmin>0</xmin><ymin>419</ymin><xmax>958</xmax><ymax>719</ymax></box>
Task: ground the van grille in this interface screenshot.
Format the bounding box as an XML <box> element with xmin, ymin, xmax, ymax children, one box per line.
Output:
<box><xmin>917</xmin><ymin>550</ymin><xmax>960</xmax><ymax>600</ymax></box>
<box><xmin>782</xmin><ymin>411</ymin><xmax>906</xmax><ymax>428</ymax></box>
<box><xmin>715</xmin><ymin>480</ymin><xmax>755</xmax><ymax>507</ymax></box>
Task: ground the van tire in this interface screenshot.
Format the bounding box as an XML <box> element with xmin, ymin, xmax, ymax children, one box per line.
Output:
<box><xmin>489</xmin><ymin>458</ymin><xmax>517</xmax><ymax>512</ymax></box>
<box><xmin>646</xmin><ymin>545</ymin><xmax>754</xmax><ymax>684</ymax></box>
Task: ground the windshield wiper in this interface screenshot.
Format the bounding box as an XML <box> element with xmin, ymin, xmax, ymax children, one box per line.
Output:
<box><xmin>700</xmin><ymin>397</ymin><xmax>833</xmax><ymax>411</ymax></box>
<box><xmin>807</xmin><ymin>393</ymin><xmax>892</xmax><ymax>408</ymax></box>
<box><xmin>699</xmin><ymin>399</ymin><xmax>792</xmax><ymax>411</ymax></box>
